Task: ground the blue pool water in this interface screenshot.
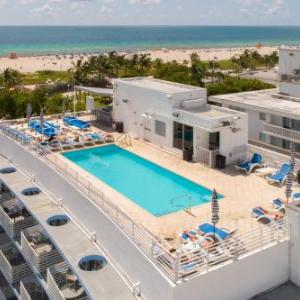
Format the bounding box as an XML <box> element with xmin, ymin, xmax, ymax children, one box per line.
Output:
<box><xmin>63</xmin><ymin>145</ymin><xmax>223</xmax><ymax>216</ymax></box>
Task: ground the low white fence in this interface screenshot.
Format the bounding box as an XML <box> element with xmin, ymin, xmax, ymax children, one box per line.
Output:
<box><xmin>196</xmin><ymin>146</ymin><xmax>219</xmax><ymax>168</ymax></box>
<box><xmin>0</xmin><ymin>123</ymin><xmax>290</xmax><ymax>283</ymax></box>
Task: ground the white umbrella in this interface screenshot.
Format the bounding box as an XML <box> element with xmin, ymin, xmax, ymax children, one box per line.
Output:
<box><xmin>26</xmin><ymin>103</ymin><xmax>32</xmax><ymax>122</ymax></box>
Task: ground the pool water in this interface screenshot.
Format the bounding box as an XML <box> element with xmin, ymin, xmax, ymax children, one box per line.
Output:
<box><xmin>62</xmin><ymin>145</ymin><xmax>223</xmax><ymax>216</ymax></box>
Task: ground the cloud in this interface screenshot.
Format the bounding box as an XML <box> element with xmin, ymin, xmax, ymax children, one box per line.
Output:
<box><xmin>129</xmin><ymin>0</ymin><xmax>161</xmax><ymax>5</ymax></box>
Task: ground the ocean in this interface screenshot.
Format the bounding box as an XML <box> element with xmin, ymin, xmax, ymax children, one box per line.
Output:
<box><xmin>0</xmin><ymin>26</ymin><xmax>300</xmax><ymax>56</ymax></box>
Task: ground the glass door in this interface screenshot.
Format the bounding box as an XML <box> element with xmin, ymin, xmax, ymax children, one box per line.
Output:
<box><xmin>183</xmin><ymin>125</ymin><xmax>193</xmax><ymax>151</ymax></box>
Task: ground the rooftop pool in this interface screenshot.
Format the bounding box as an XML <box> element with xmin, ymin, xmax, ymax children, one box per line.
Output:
<box><xmin>62</xmin><ymin>145</ymin><xmax>223</xmax><ymax>216</ymax></box>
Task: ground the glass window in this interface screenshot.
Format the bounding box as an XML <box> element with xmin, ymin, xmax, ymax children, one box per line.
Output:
<box><xmin>259</xmin><ymin>133</ymin><xmax>267</xmax><ymax>142</ymax></box>
<box><xmin>155</xmin><ymin>120</ymin><xmax>166</xmax><ymax>137</ymax></box>
<box><xmin>259</xmin><ymin>113</ymin><xmax>267</xmax><ymax>121</ymax></box>
<box><xmin>173</xmin><ymin>122</ymin><xmax>183</xmax><ymax>149</ymax></box>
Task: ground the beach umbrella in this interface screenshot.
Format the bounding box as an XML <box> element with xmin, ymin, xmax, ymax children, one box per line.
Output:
<box><xmin>285</xmin><ymin>171</ymin><xmax>293</xmax><ymax>202</ymax></box>
<box><xmin>290</xmin><ymin>141</ymin><xmax>296</xmax><ymax>172</ymax></box>
<box><xmin>211</xmin><ymin>189</ymin><xmax>220</xmax><ymax>237</ymax></box>
<box><xmin>26</xmin><ymin>103</ymin><xmax>32</xmax><ymax>122</ymax></box>
<box><xmin>40</xmin><ymin>109</ymin><xmax>45</xmax><ymax>139</ymax></box>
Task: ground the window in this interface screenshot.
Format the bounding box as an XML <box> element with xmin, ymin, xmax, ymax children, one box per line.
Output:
<box><xmin>259</xmin><ymin>113</ymin><xmax>267</xmax><ymax>121</ymax></box>
<box><xmin>259</xmin><ymin>133</ymin><xmax>267</xmax><ymax>142</ymax></box>
<box><xmin>155</xmin><ymin>120</ymin><xmax>166</xmax><ymax>137</ymax></box>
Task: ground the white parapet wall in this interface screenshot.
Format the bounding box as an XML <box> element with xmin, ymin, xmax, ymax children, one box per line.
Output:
<box><xmin>0</xmin><ymin>131</ymin><xmax>292</xmax><ymax>300</ymax></box>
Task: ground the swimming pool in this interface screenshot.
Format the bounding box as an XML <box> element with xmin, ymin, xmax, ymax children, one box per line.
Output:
<box><xmin>62</xmin><ymin>145</ymin><xmax>223</xmax><ymax>216</ymax></box>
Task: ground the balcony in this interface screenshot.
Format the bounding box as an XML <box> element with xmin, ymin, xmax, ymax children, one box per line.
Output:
<box><xmin>47</xmin><ymin>262</ymin><xmax>88</xmax><ymax>300</ymax></box>
<box><xmin>21</xmin><ymin>225</ymin><xmax>64</xmax><ymax>275</ymax></box>
<box><xmin>195</xmin><ymin>145</ymin><xmax>220</xmax><ymax>167</ymax></box>
<box><xmin>0</xmin><ymin>245</ymin><xmax>32</xmax><ymax>284</ymax></box>
<box><xmin>20</xmin><ymin>279</ymin><xmax>49</xmax><ymax>300</ymax></box>
<box><xmin>264</xmin><ymin>123</ymin><xmax>300</xmax><ymax>142</ymax></box>
<box><xmin>0</xmin><ymin>198</ymin><xmax>38</xmax><ymax>242</ymax></box>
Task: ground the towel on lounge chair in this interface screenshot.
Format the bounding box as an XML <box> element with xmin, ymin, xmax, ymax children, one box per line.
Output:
<box><xmin>236</xmin><ymin>153</ymin><xmax>262</xmax><ymax>173</ymax></box>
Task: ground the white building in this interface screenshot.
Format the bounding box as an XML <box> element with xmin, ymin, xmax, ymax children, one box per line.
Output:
<box><xmin>211</xmin><ymin>46</ymin><xmax>300</xmax><ymax>154</ymax></box>
<box><xmin>113</xmin><ymin>77</ymin><xmax>248</xmax><ymax>167</ymax></box>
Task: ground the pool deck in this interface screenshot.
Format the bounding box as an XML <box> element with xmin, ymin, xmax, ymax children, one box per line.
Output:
<box><xmin>10</xmin><ymin>118</ymin><xmax>296</xmax><ymax>245</ymax></box>
<box><xmin>57</xmin><ymin>128</ymin><xmax>295</xmax><ymax>245</ymax></box>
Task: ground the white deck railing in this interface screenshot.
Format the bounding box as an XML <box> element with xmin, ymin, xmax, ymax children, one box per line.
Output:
<box><xmin>0</xmin><ymin>248</ymin><xmax>32</xmax><ymax>284</ymax></box>
<box><xmin>0</xmin><ymin>123</ymin><xmax>290</xmax><ymax>283</ymax></box>
<box><xmin>196</xmin><ymin>146</ymin><xmax>219</xmax><ymax>168</ymax></box>
<box><xmin>0</xmin><ymin>198</ymin><xmax>38</xmax><ymax>242</ymax></box>
<box><xmin>264</xmin><ymin>123</ymin><xmax>300</xmax><ymax>142</ymax></box>
<box><xmin>21</xmin><ymin>226</ymin><xmax>64</xmax><ymax>274</ymax></box>
<box><xmin>20</xmin><ymin>279</ymin><xmax>48</xmax><ymax>300</ymax></box>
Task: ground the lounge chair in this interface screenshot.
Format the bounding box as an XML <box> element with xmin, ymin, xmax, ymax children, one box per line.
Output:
<box><xmin>86</xmin><ymin>132</ymin><xmax>104</xmax><ymax>144</ymax></box>
<box><xmin>251</xmin><ymin>207</ymin><xmax>274</xmax><ymax>225</ymax></box>
<box><xmin>236</xmin><ymin>153</ymin><xmax>262</xmax><ymax>173</ymax></box>
<box><xmin>197</xmin><ymin>223</ymin><xmax>236</xmax><ymax>242</ymax></box>
<box><xmin>272</xmin><ymin>199</ymin><xmax>285</xmax><ymax>214</ymax></box>
<box><xmin>49</xmin><ymin>140</ymin><xmax>62</xmax><ymax>151</ymax></box>
<box><xmin>293</xmin><ymin>193</ymin><xmax>300</xmax><ymax>201</ymax></box>
<box><xmin>266</xmin><ymin>163</ymin><xmax>292</xmax><ymax>186</ymax></box>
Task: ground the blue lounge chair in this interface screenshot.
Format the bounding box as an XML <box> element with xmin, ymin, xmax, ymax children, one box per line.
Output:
<box><xmin>251</xmin><ymin>207</ymin><xmax>273</xmax><ymax>224</ymax></box>
<box><xmin>236</xmin><ymin>153</ymin><xmax>262</xmax><ymax>173</ymax></box>
<box><xmin>197</xmin><ymin>223</ymin><xmax>235</xmax><ymax>242</ymax></box>
<box><xmin>266</xmin><ymin>163</ymin><xmax>292</xmax><ymax>186</ymax></box>
<box><xmin>85</xmin><ymin>132</ymin><xmax>104</xmax><ymax>144</ymax></box>
<box><xmin>293</xmin><ymin>193</ymin><xmax>300</xmax><ymax>201</ymax></box>
<box><xmin>272</xmin><ymin>199</ymin><xmax>285</xmax><ymax>213</ymax></box>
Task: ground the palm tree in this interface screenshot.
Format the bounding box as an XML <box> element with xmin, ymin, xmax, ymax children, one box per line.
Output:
<box><xmin>3</xmin><ymin>68</ymin><xmax>22</xmax><ymax>89</ymax></box>
<box><xmin>190</xmin><ymin>53</ymin><xmax>208</xmax><ymax>87</ymax></box>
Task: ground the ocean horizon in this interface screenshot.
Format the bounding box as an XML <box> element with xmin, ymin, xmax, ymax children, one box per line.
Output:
<box><xmin>0</xmin><ymin>25</ymin><xmax>300</xmax><ymax>56</ymax></box>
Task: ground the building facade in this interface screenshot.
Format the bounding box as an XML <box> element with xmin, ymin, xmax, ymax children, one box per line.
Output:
<box><xmin>211</xmin><ymin>46</ymin><xmax>300</xmax><ymax>154</ymax></box>
<box><xmin>113</xmin><ymin>77</ymin><xmax>248</xmax><ymax>166</ymax></box>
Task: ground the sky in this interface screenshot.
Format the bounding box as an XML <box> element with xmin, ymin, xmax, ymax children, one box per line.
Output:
<box><xmin>0</xmin><ymin>0</ymin><xmax>297</xmax><ymax>26</ymax></box>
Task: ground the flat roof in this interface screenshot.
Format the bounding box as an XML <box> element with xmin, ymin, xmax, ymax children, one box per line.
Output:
<box><xmin>178</xmin><ymin>105</ymin><xmax>241</xmax><ymax>119</ymax></box>
<box><xmin>211</xmin><ymin>89</ymin><xmax>300</xmax><ymax>119</ymax></box>
<box><xmin>116</xmin><ymin>77</ymin><xmax>202</xmax><ymax>94</ymax></box>
<box><xmin>74</xmin><ymin>86</ymin><xmax>113</xmax><ymax>97</ymax></box>
<box><xmin>0</xmin><ymin>158</ymin><xmax>134</xmax><ymax>300</ymax></box>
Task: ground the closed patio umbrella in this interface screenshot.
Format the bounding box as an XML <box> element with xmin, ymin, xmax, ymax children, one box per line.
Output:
<box><xmin>290</xmin><ymin>141</ymin><xmax>296</xmax><ymax>172</ymax></box>
<box><xmin>211</xmin><ymin>189</ymin><xmax>220</xmax><ymax>237</ymax></box>
<box><xmin>40</xmin><ymin>109</ymin><xmax>45</xmax><ymax>140</ymax></box>
<box><xmin>285</xmin><ymin>171</ymin><xmax>293</xmax><ymax>202</ymax></box>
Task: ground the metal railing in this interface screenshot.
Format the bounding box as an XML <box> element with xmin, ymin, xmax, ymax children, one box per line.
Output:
<box><xmin>196</xmin><ymin>146</ymin><xmax>220</xmax><ymax>168</ymax></box>
<box><xmin>47</xmin><ymin>262</ymin><xmax>88</xmax><ymax>300</ymax></box>
<box><xmin>20</xmin><ymin>279</ymin><xmax>48</xmax><ymax>300</ymax></box>
<box><xmin>0</xmin><ymin>198</ymin><xmax>38</xmax><ymax>242</ymax></box>
<box><xmin>264</xmin><ymin>123</ymin><xmax>300</xmax><ymax>142</ymax></box>
<box><xmin>21</xmin><ymin>225</ymin><xmax>64</xmax><ymax>274</ymax></box>
<box><xmin>0</xmin><ymin>247</ymin><xmax>32</xmax><ymax>284</ymax></box>
<box><xmin>0</xmin><ymin>123</ymin><xmax>290</xmax><ymax>283</ymax></box>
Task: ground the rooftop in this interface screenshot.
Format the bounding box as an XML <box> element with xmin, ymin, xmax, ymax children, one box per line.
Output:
<box><xmin>178</xmin><ymin>104</ymin><xmax>242</xmax><ymax>120</ymax></box>
<box><xmin>116</xmin><ymin>77</ymin><xmax>202</xmax><ymax>94</ymax></box>
<box><xmin>211</xmin><ymin>89</ymin><xmax>300</xmax><ymax>119</ymax></box>
<box><xmin>0</xmin><ymin>157</ymin><xmax>134</xmax><ymax>300</ymax></box>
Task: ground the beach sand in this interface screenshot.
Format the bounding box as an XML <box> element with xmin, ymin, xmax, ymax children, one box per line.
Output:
<box><xmin>0</xmin><ymin>46</ymin><xmax>278</xmax><ymax>73</ymax></box>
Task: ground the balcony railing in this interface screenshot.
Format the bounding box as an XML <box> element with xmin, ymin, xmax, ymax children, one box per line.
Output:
<box><xmin>47</xmin><ymin>262</ymin><xmax>88</xmax><ymax>300</ymax></box>
<box><xmin>20</xmin><ymin>279</ymin><xmax>49</xmax><ymax>300</ymax></box>
<box><xmin>0</xmin><ymin>246</ymin><xmax>32</xmax><ymax>284</ymax></box>
<box><xmin>264</xmin><ymin>123</ymin><xmax>300</xmax><ymax>142</ymax></box>
<box><xmin>195</xmin><ymin>146</ymin><xmax>220</xmax><ymax>168</ymax></box>
<box><xmin>21</xmin><ymin>225</ymin><xmax>64</xmax><ymax>275</ymax></box>
<box><xmin>0</xmin><ymin>198</ymin><xmax>38</xmax><ymax>242</ymax></box>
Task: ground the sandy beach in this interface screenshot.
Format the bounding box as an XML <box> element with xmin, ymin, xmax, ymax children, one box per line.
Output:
<box><xmin>0</xmin><ymin>46</ymin><xmax>278</xmax><ymax>73</ymax></box>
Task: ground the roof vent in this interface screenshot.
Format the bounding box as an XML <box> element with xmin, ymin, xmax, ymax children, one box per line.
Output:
<box><xmin>0</xmin><ymin>167</ymin><xmax>17</xmax><ymax>174</ymax></box>
<box><xmin>78</xmin><ymin>255</ymin><xmax>107</xmax><ymax>272</ymax></box>
<box><xmin>47</xmin><ymin>214</ymin><xmax>70</xmax><ymax>227</ymax></box>
<box><xmin>22</xmin><ymin>187</ymin><xmax>41</xmax><ymax>196</ymax></box>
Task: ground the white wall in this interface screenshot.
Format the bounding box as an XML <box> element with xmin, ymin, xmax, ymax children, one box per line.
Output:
<box><xmin>173</xmin><ymin>242</ymin><xmax>289</xmax><ymax>300</ymax></box>
<box><xmin>279</xmin><ymin>82</ymin><xmax>300</xmax><ymax>98</ymax></box>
